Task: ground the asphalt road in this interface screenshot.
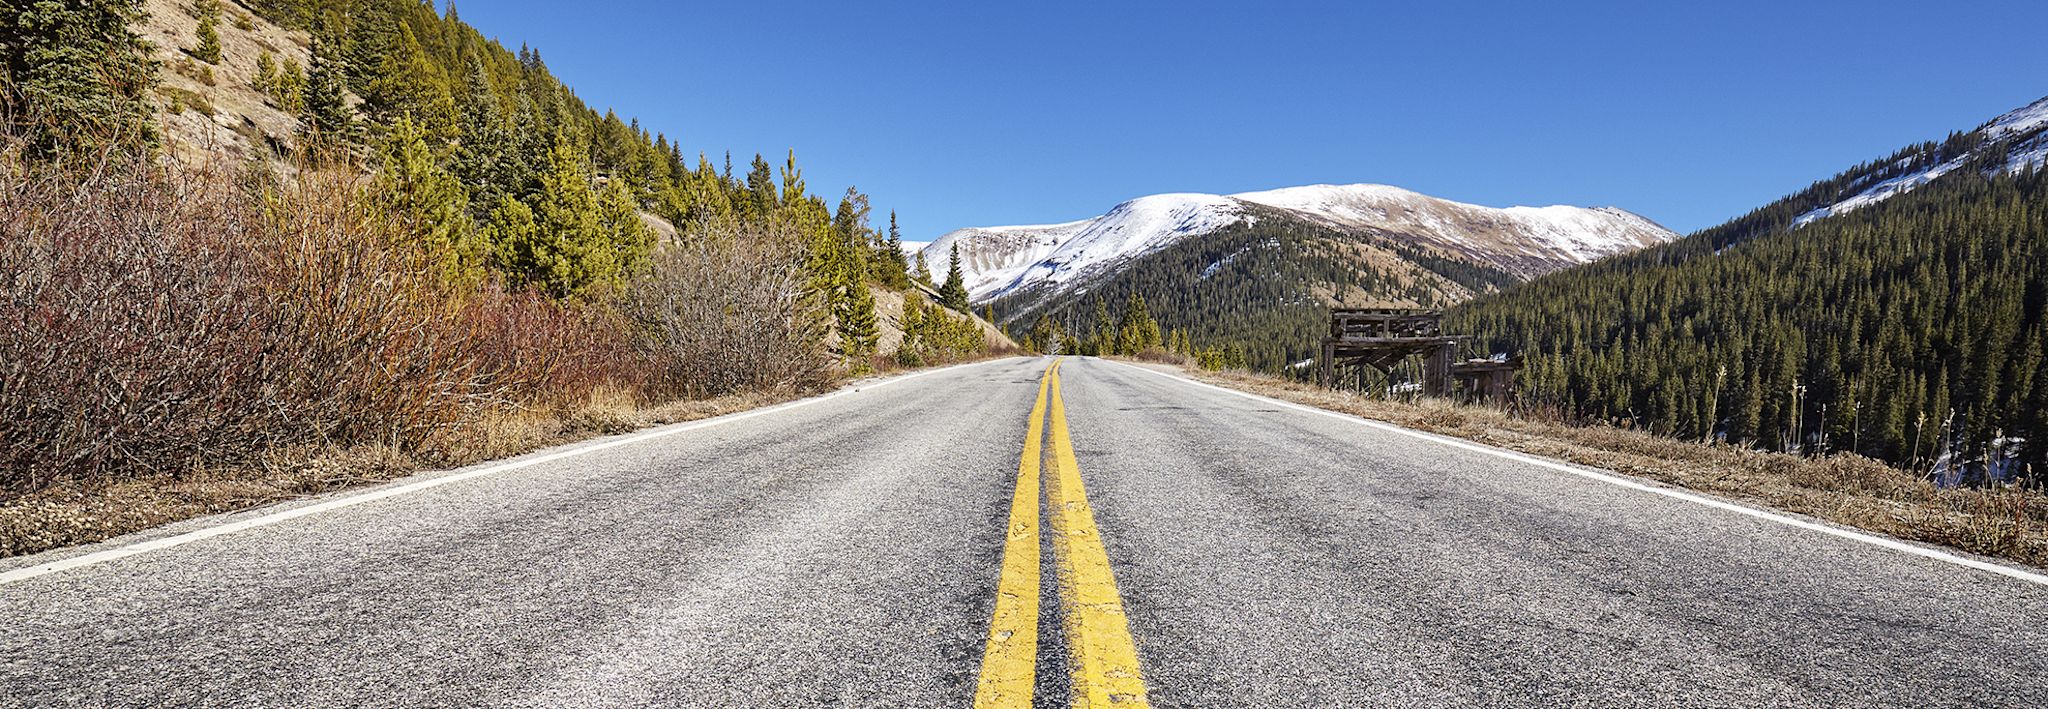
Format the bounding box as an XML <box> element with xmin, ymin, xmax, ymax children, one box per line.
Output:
<box><xmin>3</xmin><ymin>356</ymin><xmax>2046</xmax><ymax>707</ymax></box>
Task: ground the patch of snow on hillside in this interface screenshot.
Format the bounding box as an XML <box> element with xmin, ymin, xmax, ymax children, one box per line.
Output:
<box><xmin>927</xmin><ymin>194</ymin><xmax>1248</xmax><ymax>301</ymax></box>
<box><xmin>1791</xmin><ymin>156</ymin><xmax>1965</xmax><ymax>227</ymax></box>
<box><xmin>1794</xmin><ymin>96</ymin><xmax>2048</xmax><ymax>228</ymax></box>
<box><xmin>1499</xmin><ymin>205</ymin><xmax>1662</xmax><ymax>262</ymax></box>
<box><xmin>1235</xmin><ymin>184</ymin><xmax>1672</xmax><ymax>263</ymax></box>
<box><xmin>1986</xmin><ymin>96</ymin><xmax>2048</xmax><ymax>139</ymax></box>
<box><xmin>1019</xmin><ymin>194</ymin><xmax>1245</xmax><ymax>292</ymax></box>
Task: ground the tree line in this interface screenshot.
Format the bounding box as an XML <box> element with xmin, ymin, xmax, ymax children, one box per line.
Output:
<box><xmin>1453</xmin><ymin>165</ymin><xmax>2048</xmax><ymax>486</ymax></box>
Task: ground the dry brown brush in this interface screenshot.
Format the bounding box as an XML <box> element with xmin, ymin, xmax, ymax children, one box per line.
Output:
<box><xmin>623</xmin><ymin>220</ymin><xmax>831</xmax><ymax>400</ymax></box>
<box><xmin>0</xmin><ymin>146</ymin><xmax>830</xmax><ymax>520</ymax></box>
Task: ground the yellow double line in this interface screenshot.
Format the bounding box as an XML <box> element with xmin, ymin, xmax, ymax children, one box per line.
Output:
<box><xmin>975</xmin><ymin>359</ymin><xmax>1150</xmax><ymax>708</ymax></box>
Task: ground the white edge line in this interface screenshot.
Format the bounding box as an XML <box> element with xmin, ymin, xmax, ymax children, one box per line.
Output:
<box><xmin>1102</xmin><ymin>359</ymin><xmax>2048</xmax><ymax>587</ymax></box>
<box><xmin>0</xmin><ymin>357</ymin><xmax>1026</xmax><ymax>587</ymax></box>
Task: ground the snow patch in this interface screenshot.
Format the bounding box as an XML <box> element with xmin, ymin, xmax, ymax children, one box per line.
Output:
<box><xmin>1792</xmin><ymin>156</ymin><xmax>1966</xmax><ymax>227</ymax></box>
<box><xmin>1793</xmin><ymin>94</ymin><xmax>2048</xmax><ymax>228</ymax></box>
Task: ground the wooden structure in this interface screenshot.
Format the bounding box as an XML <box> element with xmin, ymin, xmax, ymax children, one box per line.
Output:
<box><xmin>1449</xmin><ymin>356</ymin><xmax>1523</xmax><ymax>404</ymax></box>
<box><xmin>1319</xmin><ymin>309</ymin><xmax>1462</xmax><ymax>396</ymax></box>
<box><xmin>1318</xmin><ymin>308</ymin><xmax>1522</xmax><ymax>403</ymax></box>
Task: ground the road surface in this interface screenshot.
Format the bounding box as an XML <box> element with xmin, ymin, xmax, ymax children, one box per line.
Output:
<box><xmin>3</xmin><ymin>357</ymin><xmax>2045</xmax><ymax>707</ymax></box>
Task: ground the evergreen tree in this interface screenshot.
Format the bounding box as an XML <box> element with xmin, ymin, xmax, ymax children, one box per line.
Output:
<box><xmin>913</xmin><ymin>251</ymin><xmax>934</xmax><ymax>287</ymax></box>
<box><xmin>495</xmin><ymin>138</ymin><xmax>640</xmax><ymax>298</ymax></box>
<box><xmin>1116</xmin><ymin>292</ymin><xmax>1162</xmax><ymax>354</ymax></box>
<box><xmin>300</xmin><ymin>39</ymin><xmax>355</xmax><ymax>144</ymax></box>
<box><xmin>362</xmin><ymin>23</ymin><xmax>455</xmax><ymax>139</ymax></box>
<box><xmin>880</xmin><ymin>211</ymin><xmax>912</xmax><ymax>288</ymax></box>
<box><xmin>596</xmin><ymin>173</ymin><xmax>654</xmax><ymax>280</ymax></box>
<box><xmin>1030</xmin><ymin>317</ymin><xmax>1060</xmax><ymax>355</ymax></box>
<box><xmin>192</xmin><ymin>2</ymin><xmax>223</xmax><ymax>64</ymax></box>
<box><xmin>452</xmin><ymin>57</ymin><xmax>512</xmax><ymax>212</ymax></box>
<box><xmin>255</xmin><ymin>51</ymin><xmax>277</xmax><ymax>91</ymax></box>
<box><xmin>940</xmin><ymin>243</ymin><xmax>970</xmax><ymax>312</ymax></box>
<box><xmin>0</xmin><ymin>0</ymin><xmax>158</xmax><ymax>157</ymax></box>
<box><xmin>480</xmin><ymin>194</ymin><xmax>537</xmax><ymax>274</ymax></box>
<box><xmin>1092</xmin><ymin>297</ymin><xmax>1115</xmax><ymax>356</ymax></box>
<box><xmin>744</xmin><ymin>153</ymin><xmax>776</xmax><ymax>217</ymax></box>
<box><xmin>839</xmin><ymin>281</ymin><xmax>879</xmax><ymax>363</ymax></box>
<box><xmin>376</xmin><ymin>116</ymin><xmax>479</xmax><ymax>284</ymax></box>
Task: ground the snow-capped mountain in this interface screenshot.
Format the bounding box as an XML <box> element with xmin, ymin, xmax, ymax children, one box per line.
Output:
<box><xmin>924</xmin><ymin>184</ymin><xmax>1674</xmax><ymax>303</ymax></box>
<box><xmin>1792</xmin><ymin>95</ymin><xmax>2048</xmax><ymax>228</ymax></box>
<box><xmin>1232</xmin><ymin>185</ymin><xmax>1674</xmax><ymax>275</ymax></box>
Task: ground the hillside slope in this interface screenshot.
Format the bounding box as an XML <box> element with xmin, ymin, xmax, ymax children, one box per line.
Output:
<box><xmin>138</xmin><ymin>0</ymin><xmax>312</xmax><ymax>166</ymax></box>
<box><xmin>1452</xmin><ymin>93</ymin><xmax>2048</xmax><ymax>483</ymax></box>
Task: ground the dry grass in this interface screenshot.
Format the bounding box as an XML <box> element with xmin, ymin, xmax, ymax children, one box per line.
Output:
<box><xmin>1188</xmin><ymin>367</ymin><xmax>2048</xmax><ymax>570</ymax></box>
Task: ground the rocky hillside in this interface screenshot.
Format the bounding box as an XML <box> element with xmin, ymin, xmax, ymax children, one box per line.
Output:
<box><xmin>137</xmin><ymin>0</ymin><xmax>316</xmax><ymax>166</ymax></box>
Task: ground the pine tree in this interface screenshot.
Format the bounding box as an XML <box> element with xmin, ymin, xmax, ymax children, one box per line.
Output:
<box><xmin>481</xmin><ymin>194</ymin><xmax>537</xmax><ymax>275</ymax></box>
<box><xmin>363</xmin><ymin>23</ymin><xmax>455</xmax><ymax>139</ymax></box>
<box><xmin>1093</xmin><ymin>297</ymin><xmax>1116</xmax><ymax>356</ymax></box>
<box><xmin>839</xmin><ymin>281</ymin><xmax>880</xmax><ymax>363</ymax></box>
<box><xmin>1</xmin><ymin>0</ymin><xmax>159</xmax><ymax>157</ymax></box>
<box><xmin>913</xmin><ymin>251</ymin><xmax>934</xmax><ymax>287</ymax></box>
<box><xmin>255</xmin><ymin>51</ymin><xmax>277</xmax><ymax>91</ymax></box>
<box><xmin>192</xmin><ymin>5</ymin><xmax>223</xmax><ymax>64</ymax></box>
<box><xmin>496</xmin><ymin>138</ymin><xmax>625</xmax><ymax>298</ymax></box>
<box><xmin>881</xmin><ymin>211</ymin><xmax>912</xmax><ymax>288</ymax></box>
<box><xmin>744</xmin><ymin>153</ymin><xmax>776</xmax><ymax>217</ymax></box>
<box><xmin>453</xmin><ymin>57</ymin><xmax>512</xmax><ymax>212</ymax></box>
<box><xmin>1030</xmin><ymin>317</ymin><xmax>1060</xmax><ymax>355</ymax></box>
<box><xmin>269</xmin><ymin>56</ymin><xmax>306</xmax><ymax>112</ymax></box>
<box><xmin>896</xmin><ymin>295</ymin><xmax>929</xmax><ymax>367</ymax></box>
<box><xmin>596</xmin><ymin>173</ymin><xmax>653</xmax><ymax>281</ymax></box>
<box><xmin>1116</xmin><ymin>292</ymin><xmax>1161</xmax><ymax>355</ymax></box>
<box><xmin>940</xmin><ymin>243</ymin><xmax>970</xmax><ymax>312</ymax></box>
<box><xmin>300</xmin><ymin>39</ymin><xmax>355</xmax><ymax>145</ymax></box>
<box><xmin>377</xmin><ymin>116</ymin><xmax>479</xmax><ymax>284</ymax></box>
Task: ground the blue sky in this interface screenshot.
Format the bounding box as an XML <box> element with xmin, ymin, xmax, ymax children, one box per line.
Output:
<box><xmin>456</xmin><ymin>1</ymin><xmax>2048</xmax><ymax>241</ymax></box>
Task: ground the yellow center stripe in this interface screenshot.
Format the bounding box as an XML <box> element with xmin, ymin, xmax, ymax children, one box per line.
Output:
<box><xmin>975</xmin><ymin>359</ymin><xmax>1151</xmax><ymax>707</ymax></box>
<box><xmin>1046</xmin><ymin>361</ymin><xmax>1151</xmax><ymax>707</ymax></box>
<box><xmin>973</xmin><ymin>362</ymin><xmax>1053</xmax><ymax>707</ymax></box>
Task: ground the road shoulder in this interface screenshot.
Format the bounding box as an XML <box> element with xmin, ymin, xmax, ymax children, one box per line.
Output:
<box><xmin>1108</xmin><ymin>358</ymin><xmax>2048</xmax><ymax>581</ymax></box>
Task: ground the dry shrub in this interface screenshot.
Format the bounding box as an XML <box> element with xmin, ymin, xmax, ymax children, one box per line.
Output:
<box><xmin>0</xmin><ymin>147</ymin><xmax>637</xmax><ymax>495</ymax></box>
<box><xmin>1412</xmin><ymin>401</ymin><xmax>1470</xmax><ymax>429</ymax></box>
<box><xmin>4</xmin><ymin>157</ymin><xmax>430</xmax><ymax>490</ymax></box>
<box><xmin>623</xmin><ymin>219</ymin><xmax>830</xmax><ymax>399</ymax></box>
<box><xmin>0</xmin><ymin>139</ymin><xmax>855</xmax><ymax>554</ymax></box>
<box><xmin>1132</xmin><ymin>347</ymin><xmax>1189</xmax><ymax>365</ymax></box>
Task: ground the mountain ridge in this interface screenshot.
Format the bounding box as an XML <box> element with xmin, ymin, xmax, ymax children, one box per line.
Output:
<box><xmin>924</xmin><ymin>183</ymin><xmax>1676</xmax><ymax>306</ymax></box>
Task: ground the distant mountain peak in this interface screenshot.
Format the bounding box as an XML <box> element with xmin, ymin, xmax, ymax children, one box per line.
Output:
<box><xmin>925</xmin><ymin>184</ymin><xmax>1676</xmax><ymax>304</ymax></box>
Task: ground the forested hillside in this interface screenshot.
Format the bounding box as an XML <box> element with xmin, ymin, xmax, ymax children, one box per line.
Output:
<box><xmin>1453</xmin><ymin>99</ymin><xmax>2048</xmax><ymax>485</ymax></box>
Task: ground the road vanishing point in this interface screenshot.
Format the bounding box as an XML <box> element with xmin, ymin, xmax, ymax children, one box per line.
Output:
<box><xmin>3</xmin><ymin>357</ymin><xmax>2046</xmax><ymax>707</ymax></box>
